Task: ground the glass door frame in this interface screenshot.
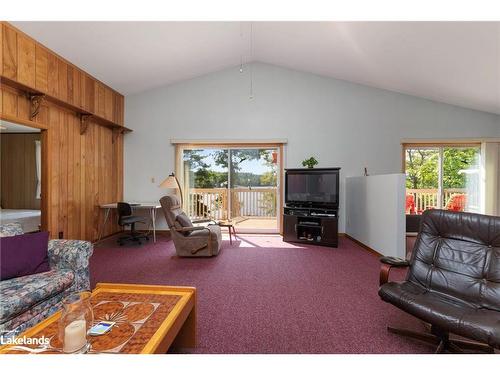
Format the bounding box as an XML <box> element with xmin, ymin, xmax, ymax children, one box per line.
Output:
<box><xmin>175</xmin><ymin>142</ymin><xmax>285</xmax><ymax>234</ymax></box>
<box><xmin>402</xmin><ymin>142</ymin><xmax>482</xmax><ymax>213</ymax></box>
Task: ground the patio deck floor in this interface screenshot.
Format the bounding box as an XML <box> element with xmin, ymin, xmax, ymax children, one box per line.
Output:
<box><xmin>231</xmin><ymin>217</ymin><xmax>278</xmax><ymax>231</ymax></box>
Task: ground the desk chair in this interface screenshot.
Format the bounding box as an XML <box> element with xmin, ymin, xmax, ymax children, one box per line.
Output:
<box><xmin>117</xmin><ymin>202</ymin><xmax>149</xmax><ymax>246</ymax></box>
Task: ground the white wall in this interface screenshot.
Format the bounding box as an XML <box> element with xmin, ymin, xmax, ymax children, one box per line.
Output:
<box><xmin>124</xmin><ymin>63</ymin><xmax>500</xmax><ymax>231</ymax></box>
<box><xmin>345</xmin><ymin>174</ymin><xmax>406</xmax><ymax>257</ymax></box>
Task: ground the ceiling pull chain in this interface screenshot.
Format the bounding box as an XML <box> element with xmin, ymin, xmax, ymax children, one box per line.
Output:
<box><xmin>249</xmin><ymin>22</ymin><xmax>254</xmax><ymax>100</ymax></box>
<box><xmin>240</xmin><ymin>22</ymin><xmax>244</xmax><ymax>73</ymax></box>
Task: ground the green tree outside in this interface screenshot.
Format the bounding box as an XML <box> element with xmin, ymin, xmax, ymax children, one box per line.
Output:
<box><xmin>183</xmin><ymin>149</ymin><xmax>278</xmax><ymax>189</ymax></box>
<box><xmin>182</xmin><ymin>148</ymin><xmax>278</xmax><ymax>217</ymax></box>
<box><xmin>405</xmin><ymin>147</ymin><xmax>479</xmax><ymax>190</ymax></box>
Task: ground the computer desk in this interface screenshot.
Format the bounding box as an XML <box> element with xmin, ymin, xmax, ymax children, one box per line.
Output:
<box><xmin>97</xmin><ymin>202</ymin><xmax>161</xmax><ymax>243</ymax></box>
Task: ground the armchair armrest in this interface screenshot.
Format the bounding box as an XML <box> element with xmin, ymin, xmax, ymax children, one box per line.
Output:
<box><xmin>48</xmin><ymin>240</ymin><xmax>93</xmax><ymax>292</ymax></box>
<box><xmin>379</xmin><ymin>256</ymin><xmax>410</xmax><ymax>286</ymax></box>
<box><xmin>173</xmin><ymin>226</ymin><xmax>211</xmax><ymax>233</ymax></box>
<box><xmin>380</xmin><ymin>256</ymin><xmax>410</xmax><ymax>266</ymax></box>
<box><xmin>191</xmin><ymin>219</ymin><xmax>218</xmax><ymax>225</ymax></box>
<box><xmin>171</xmin><ymin>226</ymin><xmax>214</xmax><ymax>255</ymax></box>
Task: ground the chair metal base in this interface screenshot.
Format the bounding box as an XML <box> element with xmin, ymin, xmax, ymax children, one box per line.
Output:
<box><xmin>117</xmin><ymin>221</ymin><xmax>150</xmax><ymax>246</ymax></box>
<box><xmin>117</xmin><ymin>231</ymin><xmax>149</xmax><ymax>246</ymax></box>
<box><xmin>387</xmin><ymin>326</ymin><xmax>495</xmax><ymax>354</ymax></box>
<box><xmin>117</xmin><ymin>235</ymin><xmax>149</xmax><ymax>246</ymax></box>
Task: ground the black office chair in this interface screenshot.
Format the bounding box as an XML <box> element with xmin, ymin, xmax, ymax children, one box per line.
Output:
<box><xmin>117</xmin><ymin>202</ymin><xmax>149</xmax><ymax>246</ymax></box>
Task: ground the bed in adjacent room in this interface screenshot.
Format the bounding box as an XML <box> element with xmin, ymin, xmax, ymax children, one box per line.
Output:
<box><xmin>0</xmin><ymin>209</ymin><xmax>41</xmax><ymax>233</ymax></box>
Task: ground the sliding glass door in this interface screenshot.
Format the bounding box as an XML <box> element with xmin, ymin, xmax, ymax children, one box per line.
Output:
<box><xmin>178</xmin><ymin>145</ymin><xmax>281</xmax><ymax>233</ymax></box>
<box><xmin>404</xmin><ymin>145</ymin><xmax>481</xmax><ymax>214</ymax></box>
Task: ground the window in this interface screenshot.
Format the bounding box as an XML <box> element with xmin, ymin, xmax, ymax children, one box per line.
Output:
<box><xmin>404</xmin><ymin>144</ymin><xmax>481</xmax><ymax>214</ymax></box>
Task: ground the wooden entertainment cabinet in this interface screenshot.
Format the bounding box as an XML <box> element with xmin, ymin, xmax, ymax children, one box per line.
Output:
<box><xmin>283</xmin><ymin>167</ymin><xmax>340</xmax><ymax>248</ymax></box>
<box><xmin>283</xmin><ymin>206</ymin><xmax>339</xmax><ymax>247</ymax></box>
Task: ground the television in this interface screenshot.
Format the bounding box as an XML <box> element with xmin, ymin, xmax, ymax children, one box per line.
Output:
<box><xmin>285</xmin><ymin>168</ymin><xmax>340</xmax><ymax>208</ymax></box>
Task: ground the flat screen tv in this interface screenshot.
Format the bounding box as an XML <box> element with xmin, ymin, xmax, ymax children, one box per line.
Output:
<box><xmin>285</xmin><ymin>168</ymin><xmax>340</xmax><ymax>208</ymax></box>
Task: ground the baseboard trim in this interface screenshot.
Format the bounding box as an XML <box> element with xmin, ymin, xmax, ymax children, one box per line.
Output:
<box><xmin>344</xmin><ymin>234</ymin><xmax>382</xmax><ymax>258</ymax></box>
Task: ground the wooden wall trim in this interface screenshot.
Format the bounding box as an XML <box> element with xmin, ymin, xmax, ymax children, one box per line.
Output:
<box><xmin>401</xmin><ymin>139</ymin><xmax>495</xmax><ymax>144</ymax></box>
<box><xmin>171</xmin><ymin>139</ymin><xmax>288</xmax><ymax>145</ymax></box>
<box><xmin>279</xmin><ymin>143</ymin><xmax>284</xmax><ymax>235</ymax></box>
<box><xmin>1</xmin><ymin>76</ymin><xmax>130</xmax><ymax>132</ymax></box>
<box><xmin>0</xmin><ymin>112</ymin><xmax>48</xmax><ymax>129</ymax></box>
<box><xmin>2</xmin><ymin>22</ymin><xmax>120</xmax><ymax>95</ymax></box>
<box><xmin>0</xmin><ymin>21</ymin><xmax>129</xmax><ymax>131</ymax></box>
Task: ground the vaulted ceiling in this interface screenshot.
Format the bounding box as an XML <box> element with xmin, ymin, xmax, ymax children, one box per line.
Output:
<box><xmin>12</xmin><ymin>21</ymin><xmax>500</xmax><ymax>114</ymax></box>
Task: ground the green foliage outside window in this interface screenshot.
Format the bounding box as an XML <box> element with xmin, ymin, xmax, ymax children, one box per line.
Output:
<box><xmin>183</xmin><ymin>148</ymin><xmax>279</xmax><ymax>217</ymax></box>
<box><xmin>405</xmin><ymin>147</ymin><xmax>479</xmax><ymax>189</ymax></box>
<box><xmin>183</xmin><ymin>149</ymin><xmax>277</xmax><ymax>189</ymax></box>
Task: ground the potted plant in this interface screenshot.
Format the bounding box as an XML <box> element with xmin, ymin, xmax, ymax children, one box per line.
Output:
<box><xmin>302</xmin><ymin>157</ymin><xmax>318</xmax><ymax>169</ymax></box>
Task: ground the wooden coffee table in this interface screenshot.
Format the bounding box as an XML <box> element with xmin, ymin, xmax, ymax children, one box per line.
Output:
<box><xmin>0</xmin><ymin>283</ymin><xmax>196</xmax><ymax>354</ymax></box>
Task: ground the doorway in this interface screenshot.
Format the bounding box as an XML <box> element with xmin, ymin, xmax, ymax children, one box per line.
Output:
<box><xmin>0</xmin><ymin>120</ymin><xmax>44</xmax><ymax>233</ymax></box>
<box><xmin>176</xmin><ymin>144</ymin><xmax>283</xmax><ymax>233</ymax></box>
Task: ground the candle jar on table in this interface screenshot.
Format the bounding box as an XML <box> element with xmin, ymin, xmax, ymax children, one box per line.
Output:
<box><xmin>59</xmin><ymin>291</ymin><xmax>94</xmax><ymax>353</ymax></box>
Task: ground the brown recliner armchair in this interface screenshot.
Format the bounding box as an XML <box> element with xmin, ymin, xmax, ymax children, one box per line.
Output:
<box><xmin>160</xmin><ymin>195</ymin><xmax>222</xmax><ymax>257</ymax></box>
<box><xmin>379</xmin><ymin>209</ymin><xmax>500</xmax><ymax>353</ymax></box>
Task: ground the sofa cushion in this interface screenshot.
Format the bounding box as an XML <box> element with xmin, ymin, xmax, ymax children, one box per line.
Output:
<box><xmin>0</xmin><ymin>231</ymin><xmax>50</xmax><ymax>281</ymax></box>
<box><xmin>0</xmin><ymin>269</ymin><xmax>74</xmax><ymax>323</ymax></box>
<box><xmin>0</xmin><ymin>292</ymin><xmax>67</xmax><ymax>337</ymax></box>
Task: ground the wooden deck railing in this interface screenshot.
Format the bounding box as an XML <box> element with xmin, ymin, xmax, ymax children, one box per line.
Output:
<box><xmin>186</xmin><ymin>187</ymin><xmax>278</xmax><ymax>221</ymax></box>
<box><xmin>406</xmin><ymin>188</ymin><xmax>467</xmax><ymax>212</ymax></box>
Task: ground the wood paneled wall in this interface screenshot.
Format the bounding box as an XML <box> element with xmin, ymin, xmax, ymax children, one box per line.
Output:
<box><xmin>1</xmin><ymin>132</ymin><xmax>41</xmax><ymax>210</ymax></box>
<box><xmin>1</xmin><ymin>22</ymin><xmax>124</xmax><ymax>126</ymax></box>
<box><xmin>0</xmin><ymin>22</ymin><xmax>125</xmax><ymax>241</ymax></box>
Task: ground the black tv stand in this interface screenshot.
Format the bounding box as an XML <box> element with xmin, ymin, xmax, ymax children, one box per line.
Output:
<box><xmin>283</xmin><ymin>206</ymin><xmax>338</xmax><ymax>247</ymax></box>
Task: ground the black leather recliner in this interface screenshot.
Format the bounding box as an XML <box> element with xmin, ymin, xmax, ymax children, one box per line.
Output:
<box><xmin>379</xmin><ymin>209</ymin><xmax>500</xmax><ymax>353</ymax></box>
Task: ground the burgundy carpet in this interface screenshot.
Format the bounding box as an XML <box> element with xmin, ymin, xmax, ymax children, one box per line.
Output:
<box><xmin>90</xmin><ymin>234</ymin><xmax>433</xmax><ymax>353</ymax></box>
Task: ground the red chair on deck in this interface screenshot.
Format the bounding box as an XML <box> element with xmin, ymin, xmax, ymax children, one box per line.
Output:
<box><xmin>445</xmin><ymin>193</ymin><xmax>467</xmax><ymax>212</ymax></box>
<box><xmin>405</xmin><ymin>194</ymin><xmax>416</xmax><ymax>214</ymax></box>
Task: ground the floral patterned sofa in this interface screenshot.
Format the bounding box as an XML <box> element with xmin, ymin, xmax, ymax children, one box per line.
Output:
<box><xmin>0</xmin><ymin>223</ymin><xmax>93</xmax><ymax>339</ymax></box>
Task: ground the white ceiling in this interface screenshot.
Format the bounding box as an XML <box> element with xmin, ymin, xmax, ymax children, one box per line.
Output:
<box><xmin>0</xmin><ymin>120</ymin><xmax>41</xmax><ymax>133</ymax></box>
<box><xmin>12</xmin><ymin>21</ymin><xmax>500</xmax><ymax>114</ymax></box>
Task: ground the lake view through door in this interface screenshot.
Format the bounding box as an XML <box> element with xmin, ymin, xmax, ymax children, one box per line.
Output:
<box><xmin>177</xmin><ymin>145</ymin><xmax>281</xmax><ymax>233</ymax></box>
